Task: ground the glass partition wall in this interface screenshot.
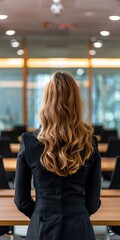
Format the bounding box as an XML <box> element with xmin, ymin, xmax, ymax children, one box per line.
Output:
<box><xmin>0</xmin><ymin>37</ymin><xmax>120</xmax><ymax>136</ymax></box>
<box><xmin>0</xmin><ymin>68</ymin><xmax>23</xmax><ymax>130</ymax></box>
<box><xmin>92</xmin><ymin>68</ymin><xmax>120</xmax><ymax>135</ymax></box>
<box><xmin>0</xmin><ymin>37</ymin><xmax>23</xmax><ymax>130</ymax></box>
<box><xmin>28</xmin><ymin>68</ymin><xmax>89</xmax><ymax>128</ymax></box>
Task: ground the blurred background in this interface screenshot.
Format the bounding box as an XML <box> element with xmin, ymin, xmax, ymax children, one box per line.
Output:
<box><xmin>1</xmin><ymin>1</ymin><xmax>120</xmax><ymax>240</ymax></box>
<box><xmin>0</xmin><ymin>0</ymin><xmax>120</xmax><ymax>134</ymax></box>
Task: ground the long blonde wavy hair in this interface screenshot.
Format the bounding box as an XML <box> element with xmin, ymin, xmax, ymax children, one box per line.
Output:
<box><xmin>37</xmin><ymin>71</ymin><xmax>93</xmax><ymax>176</ymax></box>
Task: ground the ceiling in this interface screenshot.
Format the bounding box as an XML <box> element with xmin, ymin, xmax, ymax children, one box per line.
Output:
<box><xmin>0</xmin><ymin>0</ymin><xmax>120</xmax><ymax>58</ymax></box>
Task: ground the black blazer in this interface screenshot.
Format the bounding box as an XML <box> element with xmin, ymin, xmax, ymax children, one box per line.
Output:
<box><xmin>14</xmin><ymin>132</ymin><xmax>101</xmax><ymax>240</ymax></box>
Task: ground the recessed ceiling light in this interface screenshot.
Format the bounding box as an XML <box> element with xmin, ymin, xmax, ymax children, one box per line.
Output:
<box><xmin>53</xmin><ymin>0</ymin><xmax>61</xmax><ymax>3</ymax></box>
<box><xmin>0</xmin><ymin>15</ymin><xmax>8</xmax><ymax>20</ymax></box>
<box><xmin>10</xmin><ymin>39</ymin><xmax>16</xmax><ymax>44</ymax></box>
<box><xmin>100</xmin><ymin>31</ymin><xmax>110</xmax><ymax>36</ymax></box>
<box><xmin>50</xmin><ymin>2</ymin><xmax>64</xmax><ymax>15</ymax></box>
<box><xmin>90</xmin><ymin>36</ymin><xmax>97</xmax><ymax>42</ymax></box>
<box><xmin>76</xmin><ymin>68</ymin><xmax>85</xmax><ymax>76</ymax></box>
<box><xmin>17</xmin><ymin>49</ymin><xmax>24</xmax><ymax>55</ymax></box>
<box><xmin>89</xmin><ymin>49</ymin><xmax>96</xmax><ymax>56</ymax></box>
<box><xmin>11</xmin><ymin>40</ymin><xmax>20</xmax><ymax>48</ymax></box>
<box><xmin>109</xmin><ymin>16</ymin><xmax>120</xmax><ymax>21</ymax></box>
<box><xmin>93</xmin><ymin>41</ymin><xmax>103</xmax><ymax>48</ymax></box>
<box><xmin>6</xmin><ymin>30</ymin><xmax>16</xmax><ymax>35</ymax></box>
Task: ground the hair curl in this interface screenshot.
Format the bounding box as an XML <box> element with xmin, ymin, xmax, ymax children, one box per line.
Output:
<box><xmin>37</xmin><ymin>71</ymin><xmax>93</xmax><ymax>176</ymax></box>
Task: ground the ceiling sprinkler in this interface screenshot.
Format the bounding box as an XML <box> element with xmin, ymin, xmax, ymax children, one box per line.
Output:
<box><xmin>50</xmin><ymin>0</ymin><xmax>64</xmax><ymax>16</ymax></box>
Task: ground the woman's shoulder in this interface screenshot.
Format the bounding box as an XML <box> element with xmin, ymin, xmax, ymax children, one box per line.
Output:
<box><xmin>21</xmin><ymin>129</ymin><xmax>42</xmax><ymax>146</ymax></box>
<box><xmin>22</xmin><ymin>129</ymin><xmax>39</xmax><ymax>137</ymax></box>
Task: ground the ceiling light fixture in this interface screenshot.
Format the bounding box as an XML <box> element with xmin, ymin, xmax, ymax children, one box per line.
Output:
<box><xmin>76</xmin><ymin>68</ymin><xmax>85</xmax><ymax>76</ymax></box>
<box><xmin>89</xmin><ymin>49</ymin><xmax>96</xmax><ymax>56</ymax></box>
<box><xmin>93</xmin><ymin>41</ymin><xmax>103</xmax><ymax>48</ymax></box>
<box><xmin>10</xmin><ymin>39</ymin><xmax>20</xmax><ymax>48</ymax></box>
<box><xmin>50</xmin><ymin>0</ymin><xmax>64</xmax><ymax>16</ymax></box>
<box><xmin>0</xmin><ymin>14</ymin><xmax>8</xmax><ymax>20</ymax></box>
<box><xmin>17</xmin><ymin>49</ymin><xmax>24</xmax><ymax>55</ymax></box>
<box><xmin>109</xmin><ymin>15</ymin><xmax>120</xmax><ymax>21</ymax></box>
<box><xmin>53</xmin><ymin>0</ymin><xmax>61</xmax><ymax>3</ymax></box>
<box><xmin>100</xmin><ymin>31</ymin><xmax>110</xmax><ymax>36</ymax></box>
<box><xmin>6</xmin><ymin>30</ymin><xmax>16</xmax><ymax>35</ymax></box>
<box><xmin>90</xmin><ymin>36</ymin><xmax>97</xmax><ymax>42</ymax></box>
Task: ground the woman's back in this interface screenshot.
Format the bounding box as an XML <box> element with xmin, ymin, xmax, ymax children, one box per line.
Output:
<box><xmin>14</xmin><ymin>71</ymin><xmax>101</xmax><ymax>240</ymax></box>
<box><xmin>15</xmin><ymin>131</ymin><xmax>101</xmax><ymax>240</ymax></box>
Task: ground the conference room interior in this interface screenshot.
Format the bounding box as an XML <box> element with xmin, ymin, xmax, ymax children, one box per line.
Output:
<box><xmin>0</xmin><ymin>0</ymin><xmax>120</xmax><ymax>239</ymax></box>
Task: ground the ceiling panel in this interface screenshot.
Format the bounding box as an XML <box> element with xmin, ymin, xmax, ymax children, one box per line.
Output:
<box><xmin>0</xmin><ymin>0</ymin><xmax>120</xmax><ymax>57</ymax></box>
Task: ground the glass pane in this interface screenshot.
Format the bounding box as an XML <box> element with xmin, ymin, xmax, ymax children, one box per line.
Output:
<box><xmin>28</xmin><ymin>68</ymin><xmax>89</xmax><ymax>128</ymax></box>
<box><xmin>92</xmin><ymin>68</ymin><xmax>120</xmax><ymax>136</ymax></box>
<box><xmin>0</xmin><ymin>68</ymin><xmax>23</xmax><ymax>130</ymax></box>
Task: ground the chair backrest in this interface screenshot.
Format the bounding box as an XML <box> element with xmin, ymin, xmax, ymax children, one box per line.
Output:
<box><xmin>0</xmin><ymin>139</ymin><xmax>17</xmax><ymax>157</ymax></box>
<box><xmin>104</xmin><ymin>139</ymin><xmax>120</xmax><ymax>157</ymax></box>
<box><xmin>100</xmin><ymin>129</ymin><xmax>118</xmax><ymax>143</ymax></box>
<box><xmin>1</xmin><ymin>131</ymin><xmax>11</xmax><ymax>139</ymax></box>
<box><xmin>108</xmin><ymin>156</ymin><xmax>120</xmax><ymax>235</ymax></box>
<box><xmin>13</xmin><ymin>125</ymin><xmax>27</xmax><ymax>135</ymax></box>
<box><xmin>109</xmin><ymin>156</ymin><xmax>120</xmax><ymax>189</ymax></box>
<box><xmin>0</xmin><ymin>139</ymin><xmax>12</xmax><ymax>157</ymax></box>
<box><xmin>0</xmin><ymin>155</ymin><xmax>9</xmax><ymax>189</ymax></box>
<box><xmin>1</xmin><ymin>130</ymin><xmax>19</xmax><ymax>143</ymax></box>
<box><xmin>0</xmin><ymin>157</ymin><xmax>12</xmax><ymax>235</ymax></box>
<box><xmin>93</xmin><ymin>125</ymin><xmax>103</xmax><ymax>136</ymax></box>
<box><xmin>0</xmin><ymin>139</ymin><xmax>11</xmax><ymax>156</ymax></box>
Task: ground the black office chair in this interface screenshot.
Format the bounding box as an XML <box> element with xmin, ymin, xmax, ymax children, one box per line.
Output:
<box><xmin>104</xmin><ymin>139</ymin><xmax>120</xmax><ymax>158</ymax></box>
<box><xmin>107</xmin><ymin>156</ymin><xmax>120</xmax><ymax>236</ymax></box>
<box><xmin>12</xmin><ymin>125</ymin><xmax>27</xmax><ymax>135</ymax></box>
<box><xmin>0</xmin><ymin>156</ymin><xmax>9</xmax><ymax>189</ymax></box>
<box><xmin>0</xmin><ymin>155</ymin><xmax>13</xmax><ymax>239</ymax></box>
<box><xmin>1</xmin><ymin>130</ymin><xmax>20</xmax><ymax>143</ymax></box>
<box><xmin>109</xmin><ymin>156</ymin><xmax>120</xmax><ymax>189</ymax></box>
<box><xmin>0</xmin><ymin>139</ymin><xmax>17</xmax><ymax>158</ymax></box>
<box><xmin>0</xmin><ymin>139</ymin><xmax>17</xmax><ymax>182</ymax></box>
<box><xmin>102</xmin><ymin>139</ymin><xmax>120</xmax><ymax>181</ymax></box>
<box><xmin>99</xmin><ymin>129</ymin><xmax>118</xmax><ymax>143</ymax></box>
<box><xmin>93</xmin><ymin>125</ymin><xmax>103</xmax><ymax>136</ymax></box>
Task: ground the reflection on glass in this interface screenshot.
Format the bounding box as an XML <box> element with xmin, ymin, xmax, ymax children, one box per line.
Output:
<box><xmin>27</xmin><ymin>68</ymin><xmax>89</xmax><ymax>128</ymax></box>
<box><xmin>92</xmin><ymin>69</ymin><xmax>120</xmax><ymax>135</ymax></box>
<box><xmin>0</xmin><ymin>69</ymin><xmax>23</xmax><ymax>130</ymax></box>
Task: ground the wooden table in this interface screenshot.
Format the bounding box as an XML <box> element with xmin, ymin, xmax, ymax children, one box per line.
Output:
<box><xmin>98</xmin><ymin>143</ymin><xmax>108</xmax><ymax>153</ymax></box>
<box><xmin>91</xmin><ymin>197</ymin><xmax>120</xmax><ymax>226</ymax></box>
<box><xmin>10</xmin><ymin>144</ymin><xmax>20</xmax><ymax>153</ymax></box>
<box><xmin>3</xmin><ymin>157</ymin><xmax>116</xmax><ymax>172</ymax></box>
<box><xmin>0</xmin><ymin>189</ymin><xmax>35</xmax><ymax>197</ymax></box>
<box><xmin>101</xmin><ymin>157</ymin><xmax>116</xmax><ymax>171</ymax></box>
<box><xmin>1</xmin><ymin>189</ymin><xmax>120</xmax><ymax>198</ymax></box>
<box><xmin>0</xmin><ymin>197</ymin><xmax>120</xmax><ymax>226</ymax></box>
<box><xmin>0</xmin><ymin>198</ymin><xmax>28</xmax><ymax>225</ymax></box>
<box><xmin>101</xmin><ymin>190</ymin><xmax>120</xmax><ymax>197</ymax></box>
<box><xmin>10</xmin><ymin>143</ymin><xmax>109</xmax><ymax>155</ymax></box>
<box><xmin>3</xmin><ymin>158</ymin><xmax>16</xmax><ymax>172</ymax></box>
